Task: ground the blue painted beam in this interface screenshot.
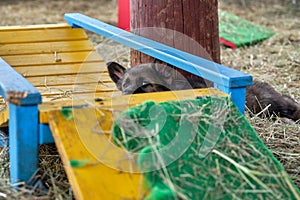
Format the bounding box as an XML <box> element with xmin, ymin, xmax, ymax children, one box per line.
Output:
<box><xmin>64</xmin><ymin>13</ymin><xmax>253</xmax><ymax>89</ymax></box>
<box><xmin>0</xmin><ymin>58</ymin><xmax>41</xmax><ymax>105</ymax></box>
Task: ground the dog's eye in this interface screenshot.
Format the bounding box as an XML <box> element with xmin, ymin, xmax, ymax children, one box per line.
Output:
<box><xmin>142</xmin><ymin>80</ymin><xmax>151</xmax><ymax>86</ymax></box>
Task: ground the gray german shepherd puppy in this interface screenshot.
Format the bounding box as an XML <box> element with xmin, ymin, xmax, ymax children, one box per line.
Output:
<box><xmin>107</xmin><ymin>61</ymin><xmax>300</xmax><ymax>121</ymax></box>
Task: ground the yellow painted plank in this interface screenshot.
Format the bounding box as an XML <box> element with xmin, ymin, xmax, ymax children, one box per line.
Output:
<box><xmin>48</xmin><ymin>108</ymin><xmax>143</xmax><ymax>200</ymax></box>
<box><xmin>40</xmin><ymin>91</ymin><xmax>119</xmax><ymax>103</ymax></box>
<box><xmin>2</xmin><ymin>51</ymin><xmax>103</xmax><ymax>67</ymax></box>
<box><xmin>39</xmin><ymin>100</ymin><xmax>91</xmax><ymax>113</ymax></box>
<box><xmin>14</xmin><ymin>62</ymin><xmax>107</xmax><ymax>77</ymax></box>
<box><xmin>39</xmin><ymin>88</ymin><xmax>227</xmax><ymax>123</ymax></box>
<box><xmin>26</xmin><ymin>73</ymin><xmax>112</xmax><ymax>87</ymax></box>
<box><xmin>39</xmin><ymin>91</ymin><xmax>121</xmax><ymax>121</ymax></box>
<box><xmin>0</xmin><ymin>23</ymin><xmax>71</xmax><ymax>31</ymax></box>
<box><xmin>0</xmin><ymin>40</ymin><xmax>94</xmax><ymax>56</ymax></box>
<box><xmin>101</xmin><ymin>88</ymin><xmax>228</xmax><ymax>108</ymax></box>
<box><xmin>36</xmin><ymin>82</ymin><xmax>117</xmax><ymax>96</ymax></box>
<box><xmin>0</xmin><ymin>28</ymin><xmax>88</xmax><ymax>44</ymax></box>
<box><xmin>41</xmin><ymin>90</ymin><xmax>120</xmax><ymax>103</ymax></box>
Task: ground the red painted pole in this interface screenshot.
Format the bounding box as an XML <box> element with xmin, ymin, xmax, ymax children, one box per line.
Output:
<box><xmin>118</xmin><ymin>0</ymin><xmax>130</xmax><ymax>30</ymax></box>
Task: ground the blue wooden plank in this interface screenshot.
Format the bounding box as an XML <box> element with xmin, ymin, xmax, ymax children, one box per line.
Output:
<box><xmin>9</xmin><ymin>103</ymin><xmax>39</xmax><ymax>184</ymax></box>
<box><xmin>0</xmin><ymin>58</ymin><xmax>41</xmax><ymax>105</ymax></box>
<box><xmin>64</xmin><ymin>13</ymin><xmax>253</xmax><ymax>88</ymax></box>
<box><xmin>39</xmin><ymin>124</ymin><xmax>54</xmax><ymax>144</ymax></box>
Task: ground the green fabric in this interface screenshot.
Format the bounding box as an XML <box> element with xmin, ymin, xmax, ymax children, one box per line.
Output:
<box><xmin>219</xmin><ymin>10</ymin><xmax>275</xmax><ymax>47</ymax></box>
<box><xmin>61</xmin><ymin>107</ymin><xmax>73</xmax><ymax>120</ymax></box>
<box><xmin>112</xmin><ymin>97</ymin><xmax>300</xmax><ymax>200</ymax></box>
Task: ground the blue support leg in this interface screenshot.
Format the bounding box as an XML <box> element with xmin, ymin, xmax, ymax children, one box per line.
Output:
<box><xmin>215</xmin><ymin>84</ymin><xmax>247</xmax><ymax>114</ymax></box>
<box><xmin>9</xmin><ymin>103</ymin><xmax>39</xmax><ymax>184</ymax></box>
<box><xmin>39</xmin><ymin>124</ymin><xmax>54</xmax><ymax>144</ymax></box>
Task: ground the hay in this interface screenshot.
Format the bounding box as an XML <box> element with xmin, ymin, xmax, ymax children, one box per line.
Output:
<box><xmin>0</xmin><ymin>142</ymin><xmax>71</xmax><ymax>199</ymax></box>
<box><xmin>219</xmin><ymin>1</ymin><xmax>300</xmax><ymax>189</ymax></box>
<box><xmin>112</xmin><ymin>97</ymin><xmax>300</xmax><ymax>199</ymax></box>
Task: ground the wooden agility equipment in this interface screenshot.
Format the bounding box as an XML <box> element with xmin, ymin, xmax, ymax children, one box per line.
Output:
<box><xmin>0</xmin><ymin>13</ymin><xmax>253</xmax><ymax>199</ymax></box>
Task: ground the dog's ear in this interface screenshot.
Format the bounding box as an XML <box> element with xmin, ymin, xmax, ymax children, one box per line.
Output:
<box><xmin>107</xmin><ymin>62</ymin><xmax>126</xmax><ymax>85</ymax></box>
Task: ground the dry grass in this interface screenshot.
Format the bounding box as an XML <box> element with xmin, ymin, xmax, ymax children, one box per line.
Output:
<box><xmin>0</xmin><ymin>0</ymin><xmax>299</xmax><ymax>198</ymax></box>
<box><xmin>219</xmin><ymin>0</ymin><xmax>300</xmax><ymax>191</ymax></box>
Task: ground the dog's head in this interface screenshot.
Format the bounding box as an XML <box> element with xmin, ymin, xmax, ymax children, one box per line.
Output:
<box><xmin>107</xmin><ymin>61</ymin><xmax>212</xmax><ymax>95</ymax></box>
<box><xmin>107</xmin><ymin>62</ymin><xmax>183</xmax><ymax>94</ymax></box>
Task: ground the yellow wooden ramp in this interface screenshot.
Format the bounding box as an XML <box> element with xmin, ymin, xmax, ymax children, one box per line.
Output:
<box><xmin>47</xmin><ymin>89</ymin><xmax>227</xmax><ymax>200</ymax></box>
<box><xmin>48</xmin><ymin>108</ymin><xmax>142</xmax><ymax>200</ymax></box>
<box><xmin>0</xmin><ymin>23</ymin><xmax>116</xmax><ymax>102</ymax></box>
<box><xmin>0</xmin><ymin>23</ymin><xmax>116</xmax><ymax>126</ymax></box>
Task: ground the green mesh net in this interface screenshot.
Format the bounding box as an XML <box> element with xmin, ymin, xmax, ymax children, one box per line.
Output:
<box><xmin>219</xmin><ymin>10</ymin><xmax>275</xmax><ymax>48</ymax></box>
<box><xmin>112</xmin><ymin>97</ymin><xmax>300</xmax><ymax>200</ymax></box>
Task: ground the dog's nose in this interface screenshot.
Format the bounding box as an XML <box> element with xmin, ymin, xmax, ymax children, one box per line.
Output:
<box><xmin>122</xmin><ymin>91</ymin><xmax>130</xmax><ymax>95</ymax></box>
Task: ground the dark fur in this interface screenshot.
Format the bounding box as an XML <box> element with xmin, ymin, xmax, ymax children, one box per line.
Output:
<box><xmin>246</xmin><ymin>81</ymin><xmax>300</xmax><ymax>120</ymax></box>
<box><xmin>107</xmin><ymin>62</ymin><xmax>300</xmax><ymax>121</ymax></box>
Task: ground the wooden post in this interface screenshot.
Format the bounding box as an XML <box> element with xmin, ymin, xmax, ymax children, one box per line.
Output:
<box><xmin>130</xmin><ymin>0</ymin><xmax>220</xmax><ymax>67</ymax></box>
